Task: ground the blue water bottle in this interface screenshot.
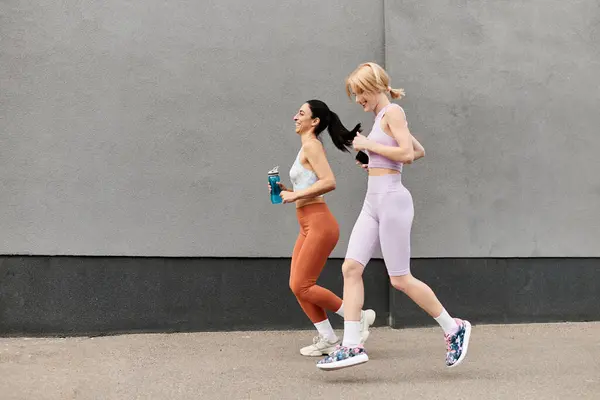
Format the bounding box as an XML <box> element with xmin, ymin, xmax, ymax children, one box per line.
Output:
<box><xmin>268</xmin><ymin>166</ymin><xmax>282</xmax><ymax>204</ymax></box>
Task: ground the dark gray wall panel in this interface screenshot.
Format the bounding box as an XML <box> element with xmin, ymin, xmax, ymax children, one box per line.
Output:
<box><xmin>0</xmin><ymin>257</ymin><xmax>390</xmax><ymax>335</ymax></box>
<box><xmin>391</xmin><ymin>258</ymin><xmax>600</xmax><ymax>327</ymax></box>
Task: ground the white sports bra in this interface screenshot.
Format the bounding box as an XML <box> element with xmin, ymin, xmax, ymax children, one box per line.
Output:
<box><xmin>290</xmin><ymin>149</ymin><xmax>318</xmax><ymax>191</ymax></box>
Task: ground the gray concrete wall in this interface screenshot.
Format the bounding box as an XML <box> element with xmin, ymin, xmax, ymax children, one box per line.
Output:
<box><xmin>2</xmin><ymin>1</ymin><xmax>598</xmax><ymax>258</ymax></box>
<box><xmin>0</xmin><ymin>0</ymin><xmax>384</xmax><ymax>256</ymax></box>
<box><xmin>385</xmin><ymin>0</ymin><xmax>600</xmax><ymax>257</ymax></box>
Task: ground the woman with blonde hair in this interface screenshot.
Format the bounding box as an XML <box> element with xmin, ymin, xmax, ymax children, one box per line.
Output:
<box><xmin>317</xmin><ymin>63</ymin><xmax>471</xmax><ymax>371</ymax></box>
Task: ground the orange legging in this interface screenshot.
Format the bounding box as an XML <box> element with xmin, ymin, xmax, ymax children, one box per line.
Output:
<box><xmin>290</xmin><ymin>203</ymin><xmax>343</xmax><ymax>323</ymax></box>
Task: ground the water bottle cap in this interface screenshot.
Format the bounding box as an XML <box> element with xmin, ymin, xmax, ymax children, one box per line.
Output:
<box><xmin>268</xmin><ymin>166</ymin><xmax>279</xmax><ymax>175</ymax></box>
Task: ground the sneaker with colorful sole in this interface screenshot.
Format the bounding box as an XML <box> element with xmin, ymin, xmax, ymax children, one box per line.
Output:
<box><xmin>316</xmin><ymin>345</ymin><xmax>369</xmax><ymax>371</ymax></box>
<box><xmin>445</xmin><ymin>318</ymin><xmax>472</xmax><ymax>368</ymax></box>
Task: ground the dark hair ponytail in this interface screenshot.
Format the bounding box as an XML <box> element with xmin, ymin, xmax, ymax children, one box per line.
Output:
<box><xmin>327</xmin><ymin>110</ymin><xmax>361</xmax><ymax>152</ymax></box>
<box><xmin>306</xmin><ymin>99</ymin><xmax>361</xmax><ymax>152</ymax></box>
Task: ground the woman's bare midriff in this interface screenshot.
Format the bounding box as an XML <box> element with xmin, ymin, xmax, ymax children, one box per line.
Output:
<box><xmin>294</xmin><ymin>169</ymin><xmax>398</xmax><ymax>208</ymax></box>
<box><xmin>296</xmin><ymin>196</ymin><xmax>325</xmax><ymax>209</ymax></box>
<box><xmin>368</xmin><ymin>167</ymin><xmax>401</xmax><ymax>176</ymax></box>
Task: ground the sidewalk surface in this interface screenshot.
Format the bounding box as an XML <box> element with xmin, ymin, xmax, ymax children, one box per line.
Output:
<box><xmin>1</xmin><ymin>322</ymin><xmax>599</xmax><ymax>399</ymax></box>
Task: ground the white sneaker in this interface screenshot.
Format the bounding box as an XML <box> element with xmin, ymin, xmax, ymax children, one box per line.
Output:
<box><xmin>360</xmin><ymin>309</ymin><xmax>376</xmax><ymax>344</ymax></box>
<box><xmin>300</xmin><ymin>335</ymin><xmax>340</xmax><ymax>357</ymax></box>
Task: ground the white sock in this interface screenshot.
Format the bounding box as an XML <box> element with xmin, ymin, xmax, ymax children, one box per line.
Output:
<box><xmin>434</xmin><ymin>309</ymin><xmax>459</xmax><ymax>335</ymax></box>
<box><xmin>314</xmin><ymin>319</ymin><xmax>337</xmax><ymax>342</ymax></box>
<box><xmin>335</xmin><ymin>303</ymin><xmax>344</xmax><ymax>318</ymax></box>
<box><xmin>342</xmin><ymin>321</ymin><xmax>361</xmax><ymax>347</ymax></box>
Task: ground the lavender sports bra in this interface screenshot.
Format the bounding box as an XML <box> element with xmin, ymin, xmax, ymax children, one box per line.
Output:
<box><xmin>367</xmin><ymin>103</ymin><xmax>406</xmax><ymax>172</ymax></box>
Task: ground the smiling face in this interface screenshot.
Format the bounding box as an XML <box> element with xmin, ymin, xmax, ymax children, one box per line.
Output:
<box><xmin>293</xmin><ymin>103</ymin><xmax>318</xmax><ymax>134</ymax></box>
<box><xmin>346</xmin><ymin>62</ymin><xmax>397</xmax><ymax>113</ymax></box>
<box><xmin>353</xmin><ymin>89</ymin><xmax>379</xmax><ymax>113</ymax></box>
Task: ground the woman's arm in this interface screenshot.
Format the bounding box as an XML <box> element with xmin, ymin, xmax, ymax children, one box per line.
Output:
<box><xmin>358</xmin><ymin>106</ymin><xmax>415</xmax><ymax>163</ymax></box>
<box><xmin>409</xmin><ymin>134</ymin><xmax>425</xmax><ymax>163</ymax></box>
<box><xmin>280</xmin><ymin>140</ymin><xmax>336</xmax><ymax>203</ymax></box>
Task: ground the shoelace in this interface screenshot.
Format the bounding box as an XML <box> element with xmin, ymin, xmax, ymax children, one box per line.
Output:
<box><xmin>445</xmin><ymin>334</ymin><xmax>455</xmax><ymax>353</ymax></box>
<box><xmin>312</xmin><ymin>335</ymin><xmax>325</xmax><ymax>345</ymax></box>
<box><xmin>446</xmin><ymin>329</ymin><xmax>464</xmax><ymax>355</ymax></box>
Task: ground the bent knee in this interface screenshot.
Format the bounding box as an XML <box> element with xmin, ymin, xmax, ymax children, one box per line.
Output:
<box><xmin>289</xmin><ymin>280</ymin><xmax>311</xmax><ymax>298</ymax></box>
<box><xmin>342</xmin><ymin>259</ymin><xmax>364</xmax><ymax>279</ymax></box>
<box><xmin>289</xmin><ymin>280</ymin><xmax>302</xmax><ymax>296</ymax></box>
<box><xmin>389</xmin><ymin>274</ymin><xmax>413</xmax><ymax>292</ymax></box>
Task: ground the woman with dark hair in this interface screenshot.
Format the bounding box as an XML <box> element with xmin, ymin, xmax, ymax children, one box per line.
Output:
<box><xmin>270</xmin><ymin>100</ymin><xmax>376</xmax><ymax>357</ymax></box>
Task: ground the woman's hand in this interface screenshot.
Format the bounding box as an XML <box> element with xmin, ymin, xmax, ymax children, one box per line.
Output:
<box><xmin>277</xmin><ymin>182</ymin><xmax>291</xmax><ymax>192</ymax></box>
<box><xmin>352</xmin><ymin>133</ymin><xmax>372</xmax><ymax>152</ymax></box>
<box><xmin>411</xmin><ymin>134</ymin><xmax>426</xmax><ymax>161</ymax></box>
<box><xmin>268</xmin><ymin>182</ymin><xmax>291</xmax><ymax>193</ymax></box>
<box><xmin>355</xmin><ymin>161</ymin><xmax>368</xmax><ymax>171</ymax></box>
<box><xmin>280</xmin><ymin>190</ymin><xmax>298</xmax><ymax>204</ymax></box>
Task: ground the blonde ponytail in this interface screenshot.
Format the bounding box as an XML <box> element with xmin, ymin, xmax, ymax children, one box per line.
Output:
<box><xmin>389</xmin><ymin>87</ymin><xmax>405</xmax><ymax>99</ymax></box>
<box><xmin>347</xmin><ymin>62</ymin><xmax>405</xmax><ymax>100</ymax></box>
